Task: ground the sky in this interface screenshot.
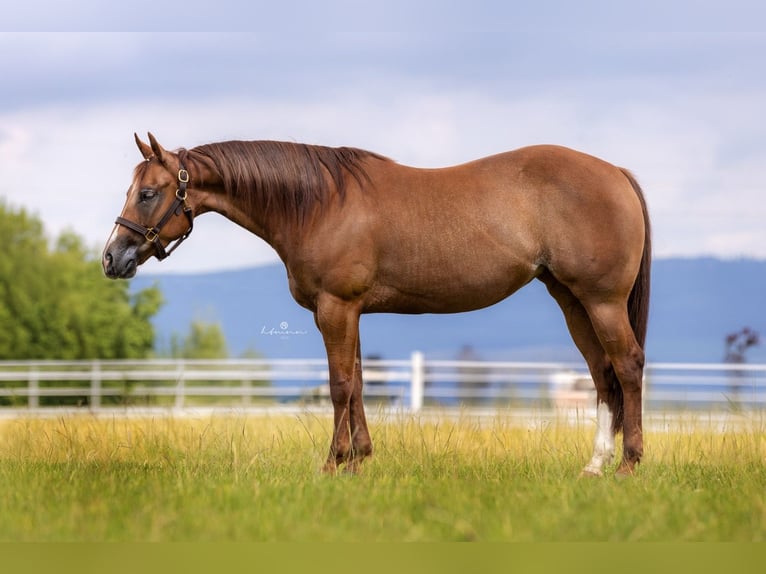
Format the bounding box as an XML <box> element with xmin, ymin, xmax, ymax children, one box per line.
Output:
<box><xmin>2</xmin><ymin>2</ymin><xmax>765</xmax><ymax>274</ymax></box>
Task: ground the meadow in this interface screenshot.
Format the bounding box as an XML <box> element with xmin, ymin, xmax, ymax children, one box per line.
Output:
<box><xmin>0</xmin><ymin>410</ymin><xmax>763</xmax><ymax>542</ymax></box>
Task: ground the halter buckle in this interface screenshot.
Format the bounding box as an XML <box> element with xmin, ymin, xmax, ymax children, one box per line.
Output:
<box><xmin>177</xmin><ymin>168</ymin><xmax>190</xmax><ymax>184</ymax></box>
<box><xmin>144</xmin><ymin>228</ymin><xmax>159</xmax><ymax>242</ymax></box>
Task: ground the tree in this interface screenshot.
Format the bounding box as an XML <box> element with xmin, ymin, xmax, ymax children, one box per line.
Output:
<box><xmin>724</xmin><ymin>327</ymin><xmax>760</xmax><ymax>364</ymax></box>
<box><xmin>171</xmin><ymin>320</ymin><xmax>229</xmax><ymax>359</ymax></box>
<box><xmin>724</xmin><ymin>327</ymin><xmax>760</xmax><ymax>401</ymax></box>
<box><xmin>0</xmin><ymin>200</ymin><xmax>163</xmax><ymax>359</ymax></box>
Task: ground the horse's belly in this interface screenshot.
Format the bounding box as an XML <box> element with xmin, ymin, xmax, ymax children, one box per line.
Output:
<box><xmin>364</xmin><ymin>263</ymin><xmax>539</xmax><ymax>314</ymax></box>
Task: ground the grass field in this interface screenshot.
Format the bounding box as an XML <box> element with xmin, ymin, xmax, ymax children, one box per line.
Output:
<box><xmin>0</xmin><ymin>410</ymin><xmax>763</xmax><ymax>542</ymax></box>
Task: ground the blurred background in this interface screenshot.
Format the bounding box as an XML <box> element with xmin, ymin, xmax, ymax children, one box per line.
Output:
<box><xmin>1</xmin><ymin>3</ymin><xmax>764</xmax><ymax>410</ymax></box>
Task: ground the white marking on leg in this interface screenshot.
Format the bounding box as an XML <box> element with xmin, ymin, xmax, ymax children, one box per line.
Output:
<box><xmin>582</xmin><ymin>401</ymin><xmax>615</xmax><ymax>476</ymax></box>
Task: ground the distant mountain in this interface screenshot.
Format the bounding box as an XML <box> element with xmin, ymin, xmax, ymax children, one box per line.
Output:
<box><xmin>130</xmin><ymin>257</ymin><xmax>766</xmax><ymax>363</ymax></box>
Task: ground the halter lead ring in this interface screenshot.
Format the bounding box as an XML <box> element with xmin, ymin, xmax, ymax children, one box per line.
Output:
<box><xmin>115</xmin><ymin>159</ymin><xmax>194</xmax><ymax>261</ymax></box>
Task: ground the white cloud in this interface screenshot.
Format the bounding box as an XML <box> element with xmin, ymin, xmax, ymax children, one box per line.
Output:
<box><xmin>1</xmin><ymin>72</ymin><xmax>765</xmax><ymax>273</ymax></box>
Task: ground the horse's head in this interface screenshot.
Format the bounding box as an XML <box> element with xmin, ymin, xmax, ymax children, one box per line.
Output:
<box><xmin>103</xmin><ymin>133</ymin><xmax>195</xmax><ymax>279</ymax></box>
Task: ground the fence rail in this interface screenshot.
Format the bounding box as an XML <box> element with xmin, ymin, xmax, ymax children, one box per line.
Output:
<box><xmin>1</xmin><ymin>354</ymin><xmax>765</xmax><ymax>414</ymax></box>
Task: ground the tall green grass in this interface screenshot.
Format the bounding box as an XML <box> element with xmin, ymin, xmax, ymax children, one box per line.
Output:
<box><xmin>0</xmin><ymin>412</ymin><xmax>763</xmax><ymax>541</ymax></box>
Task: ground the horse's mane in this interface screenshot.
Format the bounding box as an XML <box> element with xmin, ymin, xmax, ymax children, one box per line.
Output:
<box><xmin>189</xmin><ymin>140</ymin><xmax>388</xmax><ymax>223</ymax></box>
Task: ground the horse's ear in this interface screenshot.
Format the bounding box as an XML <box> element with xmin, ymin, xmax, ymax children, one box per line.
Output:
<box><xmin>147</xmin><ymin>132</ymin><xmax>171</xmax><ymax>165</ymax></box>
<box><xmin>135</xmin><ymin>133</ymin><xmax>154</xmax><ymax>160</ymax></box>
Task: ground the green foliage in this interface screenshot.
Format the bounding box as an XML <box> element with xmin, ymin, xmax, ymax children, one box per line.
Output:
<box><xmin>0</xmin><ymin>200</ymin><xmax>163</xmax><ymax>359</ymax></box>
<box><xmin>171</xmin><ymin>320</ymin><xmax>229</xmax><ymax>359</ymax></box>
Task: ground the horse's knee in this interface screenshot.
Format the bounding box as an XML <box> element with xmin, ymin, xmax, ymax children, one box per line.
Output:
<box><xmin>329</xmin><ymin>379</ymin><xmax>353</xmax><ymax>406</ymax></box>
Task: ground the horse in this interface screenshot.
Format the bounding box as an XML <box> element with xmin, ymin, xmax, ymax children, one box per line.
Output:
<box><xmin>103</xmin><ymin>133</ymin><xmax>651</xmax><ymax>477</ymax></box>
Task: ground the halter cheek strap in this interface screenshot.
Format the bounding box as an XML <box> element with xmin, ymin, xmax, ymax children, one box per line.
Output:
<box><xmin>114</xmin><ymin>157</ymin><xmax>194</xmax><ymax>261</ymax></box>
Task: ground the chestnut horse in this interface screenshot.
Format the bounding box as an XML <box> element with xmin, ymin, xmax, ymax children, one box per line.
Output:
<box><xmin>103</xmin><ymin>133</ymin><xmax>651</xmax><ymax>477</ymax></box>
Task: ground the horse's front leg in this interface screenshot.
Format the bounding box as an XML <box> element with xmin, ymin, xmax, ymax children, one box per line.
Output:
<box><xmin>315</xmin><ymin>296</ymin><xmax>371</xmax><ymax>473</ymax></box>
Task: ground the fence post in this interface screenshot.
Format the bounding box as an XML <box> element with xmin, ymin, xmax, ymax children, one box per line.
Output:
<box><xmin>29</xmin><ymin>367</ymin><xmax>39</xmax><ymax>410</ymax></box>
<box><xmin>410</xmin><ymin>351</ymin><xmax>425</xmax><ymax>412</ymax></box>
<box><xmin>90</xmin><ymin>360</ymin><xmax>102</xmax><ymax>411</ymax></box>
<box><xmin>175</xmin><ymin>361</ymin><xmax>185</xmax><ymax>410</ymax></box>
<box><xmin>242</xmin><ymin>378</ymin><xmax>252</xmax><ymax>406</ymax></box>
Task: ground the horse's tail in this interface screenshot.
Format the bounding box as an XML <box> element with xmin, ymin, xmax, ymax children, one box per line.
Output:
<box><xmin>622</xmin><ymin>168</ymin><xmax>651</xmax><ymax>349</ymax></box>
<box><xmin>607</xmin><ymin>169</ymin><xmax>652</xmax><ymax>433</ymax></box>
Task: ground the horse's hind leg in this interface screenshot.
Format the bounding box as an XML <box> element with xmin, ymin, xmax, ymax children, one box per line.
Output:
<box><xmin>347</xmin><ymin>341</ymin><xmax>373</xmax><ymax>473</ymax></box>
<box><xmin>541</xmin><ymin>274</ymin><xmax>618</xmax><ymax>476</ymax></box>
<box><xmin>584</xmin><ymin>300</ymin><xmax>645</xmax><ymax>476</ymax></box>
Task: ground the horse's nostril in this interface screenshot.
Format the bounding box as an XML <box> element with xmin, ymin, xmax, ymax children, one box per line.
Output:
<box><xmin>103</xmin><ymin>252</ymin><xmax>116</xmax><ymax>278</ymax></box>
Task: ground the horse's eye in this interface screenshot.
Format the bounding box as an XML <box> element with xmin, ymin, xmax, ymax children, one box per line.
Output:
<box><xmin>139</xmin><ymin>189</ymin><xmax>157</xmax><ymax>203</ymax></box>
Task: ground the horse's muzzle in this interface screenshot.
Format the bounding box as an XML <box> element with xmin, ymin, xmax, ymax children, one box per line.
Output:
<box><xmin>103</xmin><ymin>245</ymin><xmax>138</xmax><ymax>279</ymax></box>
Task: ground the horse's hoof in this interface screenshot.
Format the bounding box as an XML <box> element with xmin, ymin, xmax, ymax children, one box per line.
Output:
<box><xmin>579</xmin><ymin>467</ymin><xmax>603</xmax><ymax>478</ymax></box>
<box><xmin>320</xmin><ymin>462</ymin><xmax>338</xmax><ymax>475</ymax></box>
<box><xmin>614</xmin><ymin>464</ymin><xmax>636</xmax><ymax>479</ymax></box>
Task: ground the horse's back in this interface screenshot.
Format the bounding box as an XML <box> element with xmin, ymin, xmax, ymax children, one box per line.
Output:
<box><xmin>343</xmin><ymin>146</ymin><xmax>642</xmax><ymax>312</ymax></box>
<box><xmin>370</xmin><ymin>144</ymin><xmax>644</xmax><ymax>264</ymax></box>
<box><xmin>293</xmin><ymin>145</ymin><xmax>646</xmax><ymax>314</ymax></box>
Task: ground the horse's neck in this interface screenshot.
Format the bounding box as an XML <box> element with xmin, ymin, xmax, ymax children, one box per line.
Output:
<box><xmin>197</xmin><ymin>179</ymin><xmax>302</xmax><ymax>262</ymax></box>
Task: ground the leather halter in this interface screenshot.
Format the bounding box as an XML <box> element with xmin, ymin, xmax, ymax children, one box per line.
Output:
<box><xmin>115</xmin><ymin>155</ymin><xmax>194</xmax><ymax>261</ymax></box>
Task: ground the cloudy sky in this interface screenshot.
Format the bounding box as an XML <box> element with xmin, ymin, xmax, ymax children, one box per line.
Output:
<box><xmin>2</xmin><ymin>2</ymin><xmax>765</xmax><ymax>273</ymax></box>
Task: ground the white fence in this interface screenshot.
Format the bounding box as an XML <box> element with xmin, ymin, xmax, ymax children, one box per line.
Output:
<box><xmin>0</xmin><ymin>353</ymin><xmax>764</xmax><ymax>414</ymax></box>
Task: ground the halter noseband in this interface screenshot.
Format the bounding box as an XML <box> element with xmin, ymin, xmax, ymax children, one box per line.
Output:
<box><xmin>115</xmin><ymin>155</ymin><xmax>194</xmax><ymax>261</ymax></box>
